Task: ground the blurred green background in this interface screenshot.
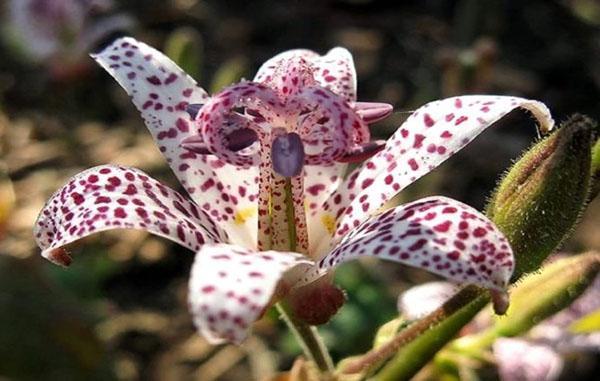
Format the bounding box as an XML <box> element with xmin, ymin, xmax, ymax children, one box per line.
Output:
<box><xmin>0</xmin><ymin>0</ymin><xmax>598</xmax><ymax>380</ymax></box>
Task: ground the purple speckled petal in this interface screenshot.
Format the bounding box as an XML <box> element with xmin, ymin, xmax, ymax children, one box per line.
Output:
<box><xmin>92</xmin><ymin>37</ymin><xmax>259</xmax><ymax>248</ymax></box>
<box><xmin>254</xmin><ymin>47</ymin><xmax>357</xmax><ymax>103</ymax></box>
<box><xmin>322</xmin><ymin>95</ymin><xmax>554</xmax><ymax>243</ymax></box>
<box><xmin>188</xmin><ymin>243</ymin><xmax>312</xmax><ymax>344</ymax></box>
<box><xmin>34</xmin><ymin>165</ymin><xmax>227</xmax><ymax>265</ymax></box>
<box><xmin>305</xmin><ymin>196</ymin><xmax>514</xmax><ymax>292</ymax></box>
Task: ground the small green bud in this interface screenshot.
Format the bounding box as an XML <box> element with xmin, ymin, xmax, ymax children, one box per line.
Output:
<box><xmin>164</xmin><ymin>28</ymin><xmax>203</xmax><ymax>80</ymax></box>
<box><xmin>487</xmin><ymin>114</ymin><xmax>594</xmax><ymax>278</ymax></box>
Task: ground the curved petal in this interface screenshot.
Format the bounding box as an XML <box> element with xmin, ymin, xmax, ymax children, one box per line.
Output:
<box><xmin>34</xmin><ymin>165</ymin><xmax>226</xmax><ymax>265</ymax></box>
<box><xmin>323</xmin><ymin>95</ymin><xmax>554</xmax><ymax>243</ymax></box>
<box><xmin>254</xmin><ymin>49</ymin><xmax>319</xmax><ymax>84</ymax></box>
<box><xmin>188</xmin><ymin>244</ymin><xmax>312</xmax><ymax>344</ymax></box>
<box><xmin>312</xmin><ymin>47</ymin><xmax>357</xmax><ymax>103</ymax></box>
<box><xmin>92</xmin><ymin>36</ymin><xmax>259</xmax><ymax>248</ymax></box>
<box><xmin>308</xmin><ymin>197</ymin><xmax>514</xmax><ymax>291</ymax></box>
<box><xmin>254</xmin><ymin>47</ymin><xmax>357</xmax><ymax>102</ymax></box>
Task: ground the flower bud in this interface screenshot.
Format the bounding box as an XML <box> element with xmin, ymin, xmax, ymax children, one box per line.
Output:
<box><xmin>486</xmin><ymin>114</ymin><xmax>594</xmax><ymax>278</ymax></box>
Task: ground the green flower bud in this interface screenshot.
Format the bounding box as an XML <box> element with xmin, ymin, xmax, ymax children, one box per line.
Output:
<box><xmin>486</xmin><ymin>114</ymin><xmax>594</xmax><ymax>278</ymax></box>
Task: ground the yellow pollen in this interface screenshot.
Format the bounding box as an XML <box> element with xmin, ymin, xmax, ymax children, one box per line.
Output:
<box><xmin>321</xmin><ymin>213</ymin><xmax>336</xmax><ymax>235</ymax></box>
<box><xmin>234</xmin><ymin>207</ymin><xmax>256</xmax><ymax>225</ymax></box>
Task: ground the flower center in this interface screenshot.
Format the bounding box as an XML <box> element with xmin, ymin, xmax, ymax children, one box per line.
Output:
<box><xmin>181</xmin><ymin>60</ymin><xmax>375</xmax><ymax>256</ymax></box>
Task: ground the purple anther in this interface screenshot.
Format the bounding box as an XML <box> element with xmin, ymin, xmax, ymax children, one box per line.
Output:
<box><xmin>272</xmin><ymin>132</ymin><xmax>305</xmax><ymax>177</ymax></box>
<box><xmin>186</xmin><ymin>103</ymin><xmax>204</xmax><ymax>119</ymax></box>
<box><xmin>337</xmin><ymin>140</ymin><xmax>386</xmax><ymax>163</ymax></box>
<box><xmin>354</xmin><ymin>102</ymin><xmax>394</xmax><ymax>124</ymax></box>
<box><xmin>180</xmin><ymin>135</ymin><xmax>212</xmax><ymax>154</ymax></box>
<box><xmin>225</xmin><ymin>128</ymin><xmax>259</xmax><ymax>151</ymax></box>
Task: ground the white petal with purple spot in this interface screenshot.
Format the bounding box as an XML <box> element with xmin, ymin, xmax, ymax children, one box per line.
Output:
<box><xmin>188</xmin><ymin>244</ymin><xmax>312</xmax><ymax>344</ymax></box>
<box><xmin>35</xmin><ymin>165</ymin><xmax>226</xmax><ymax>265</ymax></box>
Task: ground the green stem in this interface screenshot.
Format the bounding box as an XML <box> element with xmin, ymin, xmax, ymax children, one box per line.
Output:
<box><xmin>277</xmin><ymin>302</ymin><xmax>334</xmax><ymax>373</ymax></box>
<box><xmin>276</xmin><ymin>178</ymin><xmax>333</xmax><ymax>373</ymax></box>
<box><xmin>341</xmin><ymin>285</ymin><xmax>486</xmax><ymax>377</ymax></box>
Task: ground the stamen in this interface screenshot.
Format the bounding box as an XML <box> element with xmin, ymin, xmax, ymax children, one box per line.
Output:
<box><xmin>272</xmin><ymin>132</ymin><xmax>305</xmax><ymax>178</ymax></box>
<box><xmin>354</xmin><ymin>102</ymin><xmax>394</xmax><ymax>124</ymax></box>
<box><xmin>337</xmin><ymin>140</ymin><xmax>386</xmax><ymax>163</ymax></box>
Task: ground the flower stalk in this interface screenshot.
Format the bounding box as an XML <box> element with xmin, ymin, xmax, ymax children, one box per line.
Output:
<box><xmin>276</xmin><ymin>302</ymin><xmax>334</xmax><ymax>373</ymax></box>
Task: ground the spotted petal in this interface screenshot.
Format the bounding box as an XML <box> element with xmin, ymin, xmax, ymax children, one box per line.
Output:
<box><xmin>188</xmin><ymin>244</ymin><xmax>312</xmax><ymax>344</ymax></box>
<box><xmin>307</xmin><ymin>196</ymin><xmax>514</xmax><ymax>291</ymax></box>
<box><xmin>311</xmin><ymin>47</ymin><xmax>357</xmax><ymax>103</ymax></box>
<box><xmin>34</xmin><ymin>165</ymin><xmax>226</xmax><ymax>265</ymax></box>
<box><xmin>305</xmin><ymin>163</ymin><xmax>347</xmax><ymax>254</ymax></box>
<box><xmin>254</xmin><ymin>47</ymin><xmax>357</xmax><ymax>102</ymax></box>
<box><xmin>92</xmin><ymin>36</ymin><xmax>259</xmax><ymax>248</ymax></box>
<box><xmin>322</xmin><ymin>95</ymin><xmax>554</xmax><ymax>243</ymax></box>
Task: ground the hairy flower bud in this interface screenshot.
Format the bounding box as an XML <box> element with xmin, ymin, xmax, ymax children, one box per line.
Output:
<box><xmin>486</xmin><ymin>114</ymin><xmax>594</xmax><ymax>278</ymax></box>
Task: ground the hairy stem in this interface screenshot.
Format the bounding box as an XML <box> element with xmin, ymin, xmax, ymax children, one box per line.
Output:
<box><xmin>340</xmin><ymin>285</ymin><xmax>486</xmax><ymax>376</ymax></box>
<box><xmin>277</xmin><ymin>302</ymin><xmax>334</xmax><ymax>373</ymax></box>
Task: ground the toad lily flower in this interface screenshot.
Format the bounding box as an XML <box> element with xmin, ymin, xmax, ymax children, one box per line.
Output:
<box><xmin>34</xmin><ymin>37</ymin><xmax>554</xmax><ymax>344</ymax></box>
